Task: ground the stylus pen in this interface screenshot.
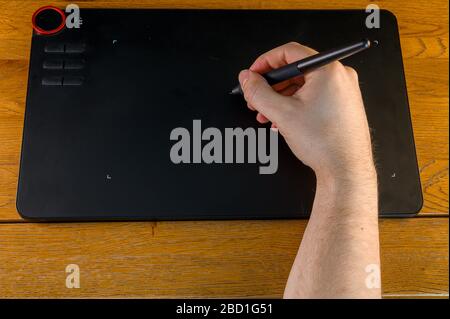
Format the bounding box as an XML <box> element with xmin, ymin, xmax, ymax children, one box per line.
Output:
<box><xmin>229</xmin><ymin>39</ymin><xmax>372</xmax><ymax>95</ymax></box>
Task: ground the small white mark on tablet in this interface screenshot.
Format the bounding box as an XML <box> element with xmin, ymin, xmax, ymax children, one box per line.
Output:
<box><xmin>112</xmin><ymin>39</ymin><xmax>118</xmax><ymax>45</ymax></box>
<box><xmin>391</xmin><ymin>172</ymin><xmax>396</xmax><ymax>178</ymax></box>
<box><xmin>106</xmin><ymin>174</ymin><xmax>112</xmax><ymax>180</ymax></box>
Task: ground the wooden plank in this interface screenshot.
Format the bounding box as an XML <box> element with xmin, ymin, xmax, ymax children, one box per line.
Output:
<box><xmin>0</xmin><ymin>218</ymin><xmax>447</xmax><ymax>298</ymax></box>
<box><xmin>405</xmin><ymin>58</ymin><xmax>449</xmax><ymax>214</ymax></box>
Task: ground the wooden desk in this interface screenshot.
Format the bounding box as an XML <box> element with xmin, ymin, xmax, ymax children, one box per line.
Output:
<box><xmin>0</xmin><ymin>0</ymin><xmax>448</xmax><ymax>298</ymax></box>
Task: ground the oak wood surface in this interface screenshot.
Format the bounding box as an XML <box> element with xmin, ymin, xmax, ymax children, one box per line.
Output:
<box><xmin>0</xmin><ymin>0</ymin><xmax>448</xmax><ymax>298</ymax></box>
<box><xmin>0</xmin><ymin>218</ymin><xmax>448</xmax><ymax>298</ymax></box>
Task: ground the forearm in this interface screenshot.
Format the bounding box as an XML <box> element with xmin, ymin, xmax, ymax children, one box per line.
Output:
<box><xmin>284</xmin><ymin>166</ymin><xmax>381</xmax><ymax>298</ymax></box>
<box><xmin>237</xmin><ymin>41</ymin><xmax>382</xmax><ymax>298</ymax></box>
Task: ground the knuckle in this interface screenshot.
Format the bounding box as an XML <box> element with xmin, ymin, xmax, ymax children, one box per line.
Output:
<box><xmin>285</xmin><ymin>41</ymin><xmax>302</xmax><ymax>50</ymax></box>
<box><xmin>286</xmin><ymin>41</ymin><xmax>301</xmax><ymax>47</ymax></box>
<box><xmin>323</xmin><ymin>62</ymin><xmax>348</xmax><ymax>79</ymax></box>
<box><xmin>345</xmin><ymin>66</ymin><xmax>359</xmax><ymax>80</ymax></box>
<box><xmin>321</xmin><ymin>61</ymin><xmax>339</xmax><ymax>75</ymax></box>
<box><xmin>329</xmin><ymin>61</ymin><xmax>345</xmax><ymax>73</ymax></box>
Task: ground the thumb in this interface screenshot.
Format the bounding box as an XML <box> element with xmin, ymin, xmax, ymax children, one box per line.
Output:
<box><xmin>239</xmin><ymin>70</ymin><xmax>289</xmax><ymax>124</ymax></box>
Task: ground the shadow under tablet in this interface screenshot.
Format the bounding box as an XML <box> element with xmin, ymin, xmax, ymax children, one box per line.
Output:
<box><xmin>17</xmin><ymin>9</ymin><xmax>422</xmax><ymax>220</ymax></box>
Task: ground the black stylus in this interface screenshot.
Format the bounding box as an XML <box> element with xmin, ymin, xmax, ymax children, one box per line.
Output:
<box><xmin>230</xmin><ymin>39</ymin><xmax>372</xmax><ymax>95</ymax></box>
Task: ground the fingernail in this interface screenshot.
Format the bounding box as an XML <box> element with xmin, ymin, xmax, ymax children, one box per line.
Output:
<box><xmin>239</xmin><ymin>69</ymin><xmax>249</xmax><ymax>86</ymax></box>
<box><xmin>271</xmin><ymin>123</ymin><xmax>278</xmax><ymax>132</ymax></box>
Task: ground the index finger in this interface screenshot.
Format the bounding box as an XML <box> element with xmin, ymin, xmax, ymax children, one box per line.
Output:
<box><xmin>249</xmin><ymin>42</ymin><xmax>318</xmax><ymax>74</ymax></box>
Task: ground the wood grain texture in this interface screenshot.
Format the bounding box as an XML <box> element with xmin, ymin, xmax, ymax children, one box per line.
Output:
<box><xmin>0</xmin><ymin>218</ymin><xmax>447</xmax><ymax>298</ymax></box>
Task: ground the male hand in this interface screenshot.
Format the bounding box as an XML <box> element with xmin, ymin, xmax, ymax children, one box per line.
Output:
<box><xmin>239</xmin><ymin>42</ymin><xmax>376</xmax><ymax>184</ymax></box>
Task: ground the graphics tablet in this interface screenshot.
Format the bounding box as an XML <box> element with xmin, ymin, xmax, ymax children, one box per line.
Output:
<box><xmin>17</xmin><ymin>9</ymin><xmax>422</xmax><ymax>220</ymax></box>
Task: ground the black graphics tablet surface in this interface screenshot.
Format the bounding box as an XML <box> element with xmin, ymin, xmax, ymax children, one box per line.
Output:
<box><xmin>17</xmin><ymin>9</ymin><xmax>422</xmax><ymax>220</ymax></box>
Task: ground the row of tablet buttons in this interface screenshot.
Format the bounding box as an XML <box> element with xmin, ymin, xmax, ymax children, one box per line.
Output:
<box><xmin>44</xmin><ymin>43</ymin><xmax>86</xmax><ymax>53</ymax></box>
<box><xmin>43</xmin><ymin>59</ymin><xmax>85</xmax><ymax>70</ymax></box>
<box><xmin>42</xmin><ymin>76</ymin><xmax>84</xmax><ymax>86</ymax></box>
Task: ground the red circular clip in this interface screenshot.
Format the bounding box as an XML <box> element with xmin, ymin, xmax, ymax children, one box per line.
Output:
<box><xmin>32</xmin><ymin>6</ymin><xmax>66</xmax><ymax>35</ymax></box>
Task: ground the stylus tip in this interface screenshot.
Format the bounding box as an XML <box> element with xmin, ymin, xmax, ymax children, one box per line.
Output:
<box><xmin>229</xmin><ymin>86</ymin><xmax>242</xmax><ymax>95</ymax></box>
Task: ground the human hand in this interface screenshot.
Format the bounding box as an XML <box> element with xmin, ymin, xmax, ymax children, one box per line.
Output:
<box><xmin>238</xmin><ymin>42</ymin><xmax>376</xmax><ymax>184</ymax></box>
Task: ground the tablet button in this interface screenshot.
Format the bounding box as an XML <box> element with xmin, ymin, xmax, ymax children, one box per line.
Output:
<box><xmin>44</xmin><ymin>43</ymin><xmax>64</xmax><ymax>53</ymax></box>
<box><xmin>43</xmin><ymin>59</ymin><xmax>63</xmax><ymax>69</ymax></box>
<box><xmin>64</xmin><ymin>59</ymin><xmax>85</xmax><ymax>69</ymax></box>
<box><xmin>63</xmin><ymin>76</ymin><xmax>84</xmax><ymax>86</ymax></box>
<box><xmin>65</xmin><ymin>43</ymin><xmax>86</xmax><ymax>53</ymax></box>
<box><xmin>42</xmin><ymin>76</ymin><xmax>62</xmax><ymax>86</ymax></box>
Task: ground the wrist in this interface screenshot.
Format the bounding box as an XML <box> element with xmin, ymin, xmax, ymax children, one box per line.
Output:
<box><xmin>316</xmin><ymin>162</ymin><xmax>377</xmax><ymax>189</ymax></box>
<box><xmin>314</xmin><ymin>162</ymin><xmax>378</xmax><ymax>214</ymax></box>
<box><xmin>314</xmin><ymin>149</ymin><xmax>377</xmax><ymax>189</ymax></box>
